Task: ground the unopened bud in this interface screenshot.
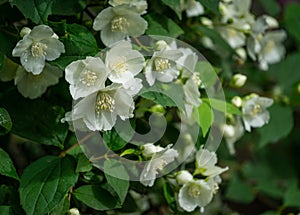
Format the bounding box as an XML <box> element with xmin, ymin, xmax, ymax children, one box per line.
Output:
<box><xmin>231</xmin><ymin>74</ymin><xmax>247</xmax><ymax>88</ymax></box>
<box><xmin>68</xmin><ymin>208</ymin><xmax>80</xmax><ymax>215</ymax></box>
<box><xmin>141</xmin><ymin>143</ymin><xmax>156</xmax><ymax>158</ymax></box>
<box><xmin>223</xmin><ymin>124</ymin><xmax>235</xmax><ymax>138</ymax></box>
<box><xmin>201</xmin><ymin>17</ymin><xmax>213</xmax><ymax>26</ymax></box>
<box><xmin>231</xmin><ymin>96</ymin><xmax>242</xmax><ymax>108</ymax></box>
<box><xmin>155</xmin><ymin>40</ymin><xmax>168</xmax><ymax>51</ymax></box>
<box><xmin>176</xmin><ymin>170</ymin><xmax>193</xmax><ymax>185</ymax></box>
<box><xmin>20</xmin><ymin>27</ymin><xmax>31</xmax><ymax>38</ymax></box>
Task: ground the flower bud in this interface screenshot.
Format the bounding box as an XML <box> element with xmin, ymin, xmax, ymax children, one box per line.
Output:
<box><xmin>231</xmin><ymin>96</ymin><xmax>242</xmax><ymax>108</ymax></box>
<box><xmin>68</xmin><ymin>208</ymin><xmax>80</xmax><ymax>215</ymax></box>
<box><xmin>155</xmin><ymin>40</ymin><xmax>168</xmax><ymax>51</ymax></box>
<box><xmin>223</xmin><ymin>124</ymin><xmax>235</xmax><ymax>138</ymax></box>
<box><xmin>20</xmin><ymin>27</ymin><xmax>31</xmax><ymax>38</ymax></box>
<box><xmin>201</xmin><ymin>17</ymin><xmax>213</xmax><ymax>26</ymax></box>
<box><xmin>235</xmin><ymin>48</ymin><xmax>247</xmax><ymax>61</ymax></box>
<box><xmin>231</xmin><ymin>74</ymin><xmax>247</xmax><ymax>88</ymax></box>
<box><xmin>176</xmin><ymin>170</ymin><xmax>193</xmax><ymax>185</ymax></box>
<box><xmin>141</xmin><ymin>143</ymin><xmax>157</xmax><ymax>158</ymax></box>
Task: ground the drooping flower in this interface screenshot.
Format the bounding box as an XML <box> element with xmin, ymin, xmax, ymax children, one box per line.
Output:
<box><xmin>14</xmin><ymin>63</ymin><xmax>62</xmax><ymax>99</ymax></box>
<box><xmin>108</xmin><ymin>0</ymin><xmax>148</xmax><ymax>14</ymax></box>
<box><xmin>180</xmin><ymin>0</ymin><xmax>204</xmax><ymax>17</ymax></box>
<box><xmin>12</xmin><ymin>25</ymin><xmax>65</xmax><ymax>75</ymax></box>
<box><xmin>223</xmin><ymin>117</ymin><xmax>245</xmax><ymax>155</ymax></box>
<box><xmin>178</xmin><ymin>178</ymin><xmax>214</xmax><ymax>212</ymax></box>
<box><xmin>65</xmin><ymin>56</ymin><xmax>109</xmax><ymax>100</ymax></box>
<box><xmin>93</xmin><ymin>5</ymin><xmax>148</xmax><ymax>47</ymax></box>
<box><xmin>242</xmin><ymin>95</ymin><xmax>273</xmax><ymax>131</ymax></box>
<box><xmin>145</xmin><ymin>46</ymin><xmax>182</xmax><ymax>86</ymax></box>
<box><xmin>105</xmin><ymin>40</ymin><xmax>145</xmax><ymax>85</ymax></box>
<box><xmin>195</xmin><ymin>147</ymin><xmax>228</xmax><ymax>177</ymax></box>
<box><xmin>140</xmin><ymin>144</ymin><xmax>178</xmax><ymax>187</ymax></box>
<box><xmin>72</xmin><ymin>83</ymin><xmax>134</xmax><ymax>131</ymax></box>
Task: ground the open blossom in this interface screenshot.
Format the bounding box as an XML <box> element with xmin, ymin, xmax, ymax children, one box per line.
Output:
<box><xmin>14</xmin><ymin>63</ymin><xmax>62</xmax><ymax>99</ymax></box>
<box><xmin>72</xmin><ymin>83</ymin><xmax>134</xmax><ymax>131</ymax></box>
<box><xmin>105</xmin><ymin>40</ymin><xmax>145</xmax><ymax>85</ymax></box>
<box><xmin>242</xmin><ymin>95</ymin><xmax>273</xmax><ymax>131</ymax></box>
<box><xmin>140</xmin><ymin>144</ymin><xmax>178</xmax><ymax>187</ymax></box>
<box><xmin>65</xmin><ymin>56</ymin><xmax>109</xmax><ymax>100</ymax></box>
<box><xmin>109</xmin><ymin>0</ymin><xmax>148</xmax><ymax>14</ymax></box>
<box><xmin>12</xmin><ymin>25</ymin><xmax>65</xmax><ymax>75</ymax></box>
<box><xmin>145</xmin><ymin>46</ymin><xmax>182</xmax><ymax>86</ymax></box>
<box><xmin>178</xmin><ymin>178</ymin><xmax>214</xmax><ymax>212</ymax></box>
<box><xmin>93</xmin><ymin>5</ymin><xmax>148</xmax><ymax>47</ymax></box>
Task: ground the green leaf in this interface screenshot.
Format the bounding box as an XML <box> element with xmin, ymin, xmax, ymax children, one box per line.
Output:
<box><xmin>0</xmin><ymin>206</ymin><xmax>13</xmax><ymax>215</ymax></box>
<box><xmin>49</xmin><ymin>195</ymin><xmax>70</xmax><ymax>215</ymax></box>
<box><xmin>103</xmin><ymin>128</ymin><xmax>128</xmax><ymax>151</ymax></box>
<box><xmin>144</xmin><ymin>13</ymin><xmax>184</xmax><ymax>38</ymax></box>
<box><xmin>284</xmin><ymin>3</ymin><xmax>300</xmax><ymax>43</ymax></box>
<box><xmin>76</xmin><ymin>154</ymin><xmax>92</xmax><ymax>173</ymax></box>
<box><xmin>196</xmin><ymin>26</ymin><xmax>234</xmax><ymax>58</ymax></box>
<box><xmin>269</xmin><ymin>53</ymin><xmax>300</xmax><ymax>91</ymax></box>
<box><xmin>0</xmin><ymin>148</ymin><xmax>19</xmax><ymax>180</ymax></box>
<box><xmin>19</xmin><ymin>156</ymin><xmax>78</xmax><ymax>215</ymax></box>
<box><xmin>284</xmin><ymin>180</ymin><xmax>300</xmax><ymax>207</ymax></box>
<box><xmin>139</xmin><ymin>82</ymin><xmax>185</xmax><ymax>110</ymax></box>
<box><xmin>0</xmin><ymin>108</ymin><xmax>12</xmax><ymax>135</ymax></box>
<box><xmin>0</xmin><ymin>90</ymin><xmax>68</xmax><ymax>148</ymax></box>
<box><xmin>194</xmin><ymin>102</ymin><xmax>214</xmax><ymax>137</ymax></box>
<box><xmin>161</xmin><ymin>0</ymin><xmax>182</xmax><ymax>19</ymax></box>
<box><xmin>52</xmin><ymin>0</ymin><xmax>86</xmax><ymax>15</ymax></box>
<box><xmin>10</xmin><ymin>0</ymin><xmax>53</xmax><ymax>24</ymax></box>
<box><xmin>163</xmin><ymin>182</ymin><xmax>177</xmax><ymax>212</ymax></box>
<box><xmin>257</xmin><ymin>104</ymin><xmax>293</xmax><ymax>148</ymax></box>
<box><xmin>225</xmin><ymin>174</ymin><xmax>255</xmax><ymax>204</ymax></box>
<box><xmin>195</xmin><ymin>61</ymin><xmax>218</xmax><ymax>88</ymax></box>
<box><xmin>73</xmin><ymin>185</ymin><xmax>119</xmax><ymax>210</ymax></box>
<box><xmin>259</xmin><ymin>0</ymin><xmax>280</xmax><ymax>16</ymax></box>
<box><xmin>197</xmin><ymin>0</ymin><xmax>220</xmax><ymax>15</ymax></box>
<box><xmin>104</xmin><ymin>159</ymin><xmax>129</xmax><ymax>205</ymax></box>
<box><xmin>52</xmin><ymin>23</ymin><xmax>99</xmax><ymax>70</ymax></box>
<box><xmin>202</xmin><ymin>98</ymin><xmax>242</xmax><ymax>115</ymax></box>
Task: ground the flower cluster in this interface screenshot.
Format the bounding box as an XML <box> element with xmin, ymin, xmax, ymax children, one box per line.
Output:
<box><xmin>0</xmin><ymin>25</ymin><xmax>65</xmax><ymax>99</ymax></box>
<box><xmin>200</xmin><ymin>0</ymin><xmax>286</xmax><ymax>70</ymax></box>
<box><xmin>175</xmin><ymin>147</ymin><xmax>228</xmax><ymax>213</ymax></box>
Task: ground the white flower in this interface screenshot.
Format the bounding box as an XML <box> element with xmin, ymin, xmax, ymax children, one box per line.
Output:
<box><xmin>109</xmin><ymin>0</ymin><xmax>148</xmax><ymax>14</ymax></box>
<box><xmin>181</xmin><ymin>0</ymin><xmax>204</xmax><ymax>17</ymax></box>
<box><xmin>72</xmin><ymin>83</ymin><xmax>134</xmax><ymax>131</ymax></box>
<box><xmin>105</xmin><ymin>40</ymin><xmax>145</xmax><ymax>85</ymax></box>
<box><xmin>65</xmin><ymin>56</ymin><xmax>109</xmax><ymax>100</ymax></box>
<box><xmin>183</xmin><ymin>78</ymin><xmax>202</xmax><ymax>118</ymax></box>
<box><xmin>141</xmin><ymin>143</ymin><xmax>157</xmax><ymax>158</ymax></box>
<box><xmin>140</xmin><ymin>144</ymin><xmax>178</xmax><ymax>187</ymax></box>
<box><xmin>93</xmin><ymin>5</ymin><xmax>148</xmax><ymax>47</ymax></box>
<box><xmin>12</xmin><ymin>25</ymin><xmax>65</xmax><ymax>75</ymax></box>
<box><xmin>145</xmin><ymin>47</ymin><xmax>182</xmax><ymax>86</ymax></box>
<box><xmin>14</xmin><ymin>64</ymin><xmax>62</xmax><ymax>99</ymax></box>
<box><xmin>252</xmin><ymin>15</ymin><xmax>279</xmax><ymax>34</ymax></box>
<box><xmin>176</xmin><ymin>170</ymin><xmax>193</xmax><ymax>185</ymax></box>
<box><xmin>68</xmin><ymin>208</ymin><xmax>80</xmax><ymax>215</ymax></box>
<box><xmin>217</xmin><ymin>27</ymin><xmax>246</xmax><ymax>49</ymax></box>
<box><xmin>242</xmin><ymin>95</ymin><xmax>273</xmax><ymax>131</ymax></box>
<box><xmin>178</xmin><ymin>179</ymin><xmax>214</xmax><ymax>212</ymax></box>
<box><xmin>230</xmin><ymin>73</ymin><xmax>247</xmax><ymax>88</ymax></box>
<box><xmin>223</xmin><ymin>117</ymin><xmax>244</xmax><ymax>155</ymax></box>
<box><xmin>123</xmin><ymin>77</ymin><xmax>143</xmax><ymax>96</ymax></box>
<box><xmin>196</xmin><ymin>147</ymin><xmax>228</xmax><ymax>177</ymax></box>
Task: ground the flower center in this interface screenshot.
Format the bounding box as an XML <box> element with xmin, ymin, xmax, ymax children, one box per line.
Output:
<box><xmin>31</xmin><ymin>42</ymin><xmax>47</xmax><ymax>57</ymax></box>
<box><xmin>95</xmin><ymin>93</ymin><xmax>115</xmax><ymax>114</ymax></box>
<box><xmin>188</xmin><ymin>185</ymin><xmax>201</xmax><ymax>197</ymax></box>
<box><xmin>154</xmin><ymin>58</ymin><xmax>171</xmax><ymax>71</ymax></box>
<box><xmin>111</xmin><ymin>57</ymin><xmax>128</xmax><ymax>73</ymax></box>
<box><xmin>251</xmin><ymin>104</ymin><xmax>261</xmax><ymax>115</ymax></box>
<box><xmin>111</xmin><ymin>16</ymin><xmax>128</xmax><ymax>32</ymax></box>
<box><xmin>192</xmin><ymin>73</ymin><xmax>202</xmax><ymax>86</ymax></box>
<box><xmin>80</xmin><ymin>69</ymin><xmax>98</xmax><ymax>87</ymax></box>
